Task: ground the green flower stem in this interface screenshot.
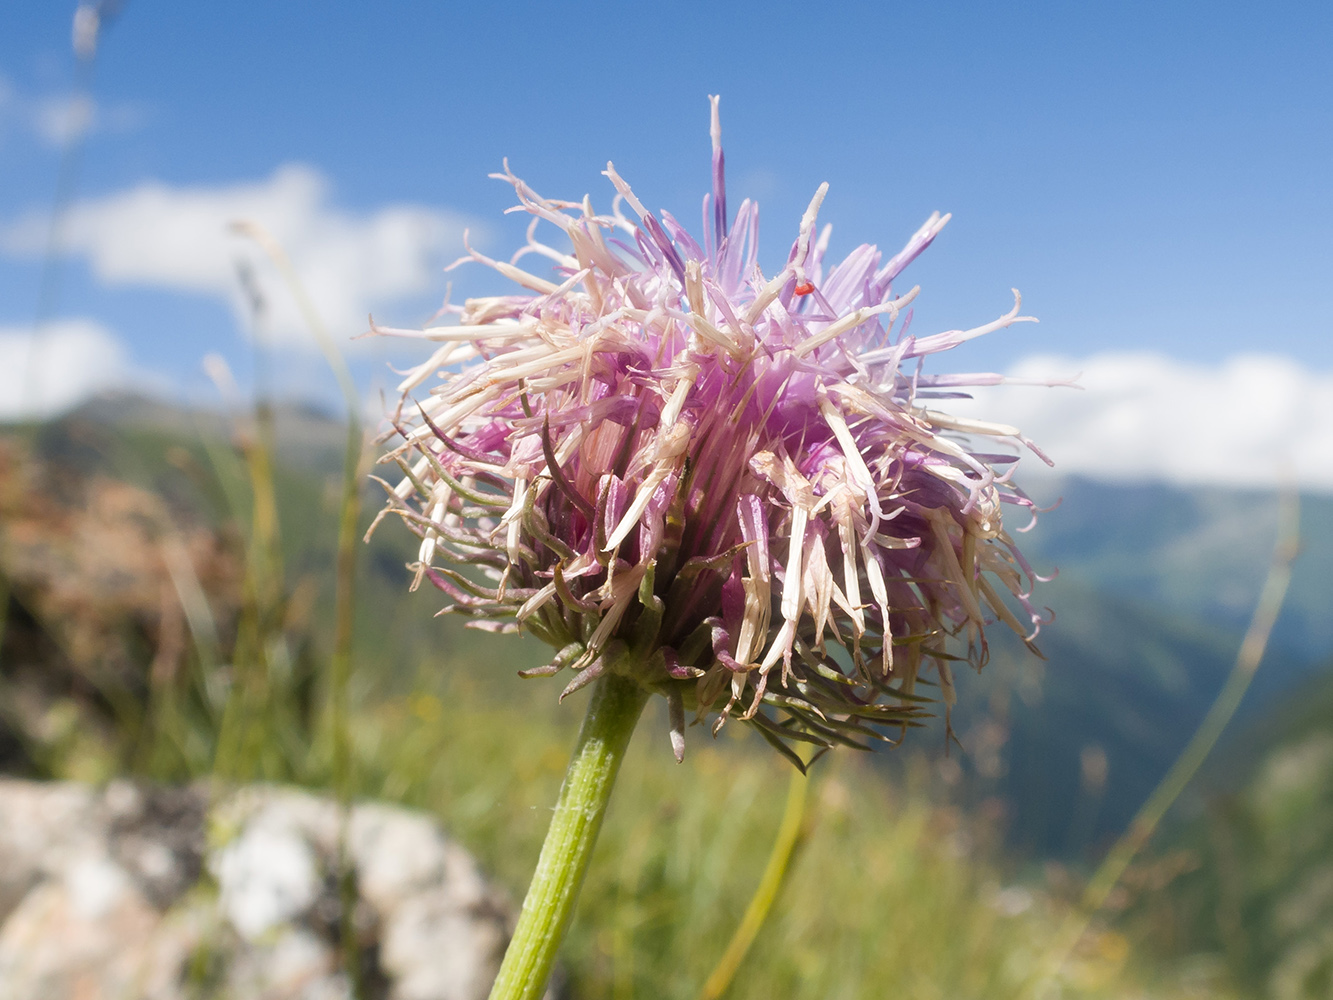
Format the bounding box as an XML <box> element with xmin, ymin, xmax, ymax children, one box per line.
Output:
<box><xmin>489</xmin><ymin>672</ymin><xmax>650</xmax><ymax>1000</ymax></box>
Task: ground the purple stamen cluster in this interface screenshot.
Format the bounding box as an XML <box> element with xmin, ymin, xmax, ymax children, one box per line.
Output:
<box><xmin>372</xmin><ymin>97</ymin><xmax>1052</xmax><ymax>764</ymax></box>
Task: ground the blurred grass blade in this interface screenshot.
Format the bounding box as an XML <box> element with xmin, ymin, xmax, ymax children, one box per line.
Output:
<box><xmin>235</xmin><ymin>219</ymin><xmax>366</xmax><ymax>998</ymax></box>
<box><xmin>1026</xmin><ymin>488</ymin><xmax>1300</xmax><ymax>998</ymax></box>
<box><xmin>161</xmin><ymin>535</ymin><xmax>222</xmax><ymax>675</ymax></box>
<box><xmin>207</xmin><ymin>353</ymin><xmax>288</xmax><ymax>783</ymax></box>
<box><xmin>698</xmin><ymin>760</ymin><xmax>811</xmax><ymax>1000</ymax></box>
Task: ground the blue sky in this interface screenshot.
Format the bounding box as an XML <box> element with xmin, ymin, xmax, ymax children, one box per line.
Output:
<box><xmin>2</xmin><ymin>1</ymin><xmax>1332</xmax><ymax>483</ymax></box>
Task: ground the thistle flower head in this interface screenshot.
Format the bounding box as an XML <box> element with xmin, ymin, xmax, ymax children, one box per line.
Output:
<box><xmin>372</xmin><ymin>97</ymin><xmax>1052</xmax><ymax>765</ymax></box>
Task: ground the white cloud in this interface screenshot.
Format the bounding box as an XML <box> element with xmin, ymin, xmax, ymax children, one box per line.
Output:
<box><xmin>0</xmin><ymin>319</ymin><xmax>130</xmax><ymax>421</ymax></box>
<box><xmin>950</xmin><ymin>352</ymin><xmax>1333</xmax><ymax>491</ymax></box>
<box><xmin>1</xmin><ymin>165</ymin><xmax>474</xmax><ymax>349</ymax></box>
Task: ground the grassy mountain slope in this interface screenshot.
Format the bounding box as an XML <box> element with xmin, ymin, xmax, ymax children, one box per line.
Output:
<box><xmin>1022</xmin><ymin>475</ymin><xmax>1333</xmax><ymax>662</ymax></box>
<box><xmin>1127</xmin><ymin>666</ymin><xmax>1333</xmax><ymax>997</ymax></box>
<box><xmin>942</xmin><ymin>576</ymin><xmax>1244</xmax><ymax>857</ymax></box>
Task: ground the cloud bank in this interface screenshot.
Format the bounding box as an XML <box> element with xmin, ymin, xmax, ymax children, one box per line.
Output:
<box><xmin>0</xmin><ymin>320</ymin><xmax>130</xmax><ymax>421</ymax></box>
<box><xmin>2</xmin><ymin>165</ymin><xmax>473</xmax><ymax>349</ymax></box>
<box><xmin>950</xmin><ymin>351</ymin><xmax>1333</xmax><ymax>492</ymax></box>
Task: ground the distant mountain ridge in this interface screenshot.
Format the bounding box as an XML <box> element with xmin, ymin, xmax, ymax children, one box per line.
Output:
<box><xmin>1021</xmin><ymin>474</ymin><xmax>1333</xmax><ymax>662</ymax></box>
<box><xmin>884</xmin><ymin>474</ymin><xmax>1331</xmax><ymax>857</ymax></box>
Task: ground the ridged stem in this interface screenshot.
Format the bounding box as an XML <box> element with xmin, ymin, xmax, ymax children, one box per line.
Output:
<box><xmin>488</xmin><ymin>672</ymin><xmax>649</xmax><ymax>1000</ymax></box>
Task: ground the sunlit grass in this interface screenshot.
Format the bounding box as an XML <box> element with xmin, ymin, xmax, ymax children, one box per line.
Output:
<box><xmin>348</xmin><ymin>672</ymin><xmax>1231</xmax><ymax>1000</ymax></box>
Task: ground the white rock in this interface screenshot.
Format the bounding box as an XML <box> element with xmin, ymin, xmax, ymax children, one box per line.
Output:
<box><xmin>65</xmin><ymin>856</ymin><xmax>132</xmax><ymax>920</ymax></box>
<box><xmin>213</xmin><ymin>820</ymin><xmax>321</xmax><ymax>941</ymax></box>
<box><xmin>0</xmin><ymin>780</ymin><xmax>529</xmax><ymax>1000</ymax></box>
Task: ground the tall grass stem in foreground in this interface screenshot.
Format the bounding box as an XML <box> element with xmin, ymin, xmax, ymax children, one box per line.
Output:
<box><xmin>208</xmin><ymin>385</ymin><xmax>286</xmax><ymax>781</ymax></box>
<box><xmin>698</xmin><ymin>760</ymin><xmax>810</xmax><ymax>1000</ymax></box>
<box><xmin>1026</xmin><ymin>489</ymin><xmax>1299</xmax><ymax>998</ymax></box>
<box><xmin>22</xmin><ymin>3</ymin><xmax>109</xmax><ymax>416</ymax></box>
<box><xmin>236</xmin><ymin>221</ymin><xmax>367</xmax><ymax>997</ymax></box>
<box><xmin>489</xmin><ymin>673</ymin><xmax>649</xmax><ymax>1000</ymax></box>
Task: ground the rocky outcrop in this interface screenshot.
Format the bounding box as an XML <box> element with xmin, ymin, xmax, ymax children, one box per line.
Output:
<box><xmin>0</xmin><ymin>780</ymin><xmax>521</xmax><ymax>1000</ymax></box>
<box><xmin>0</xmin><ymin>431</ymin><xmax>246</xmax><ymax>774</ymax></box>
